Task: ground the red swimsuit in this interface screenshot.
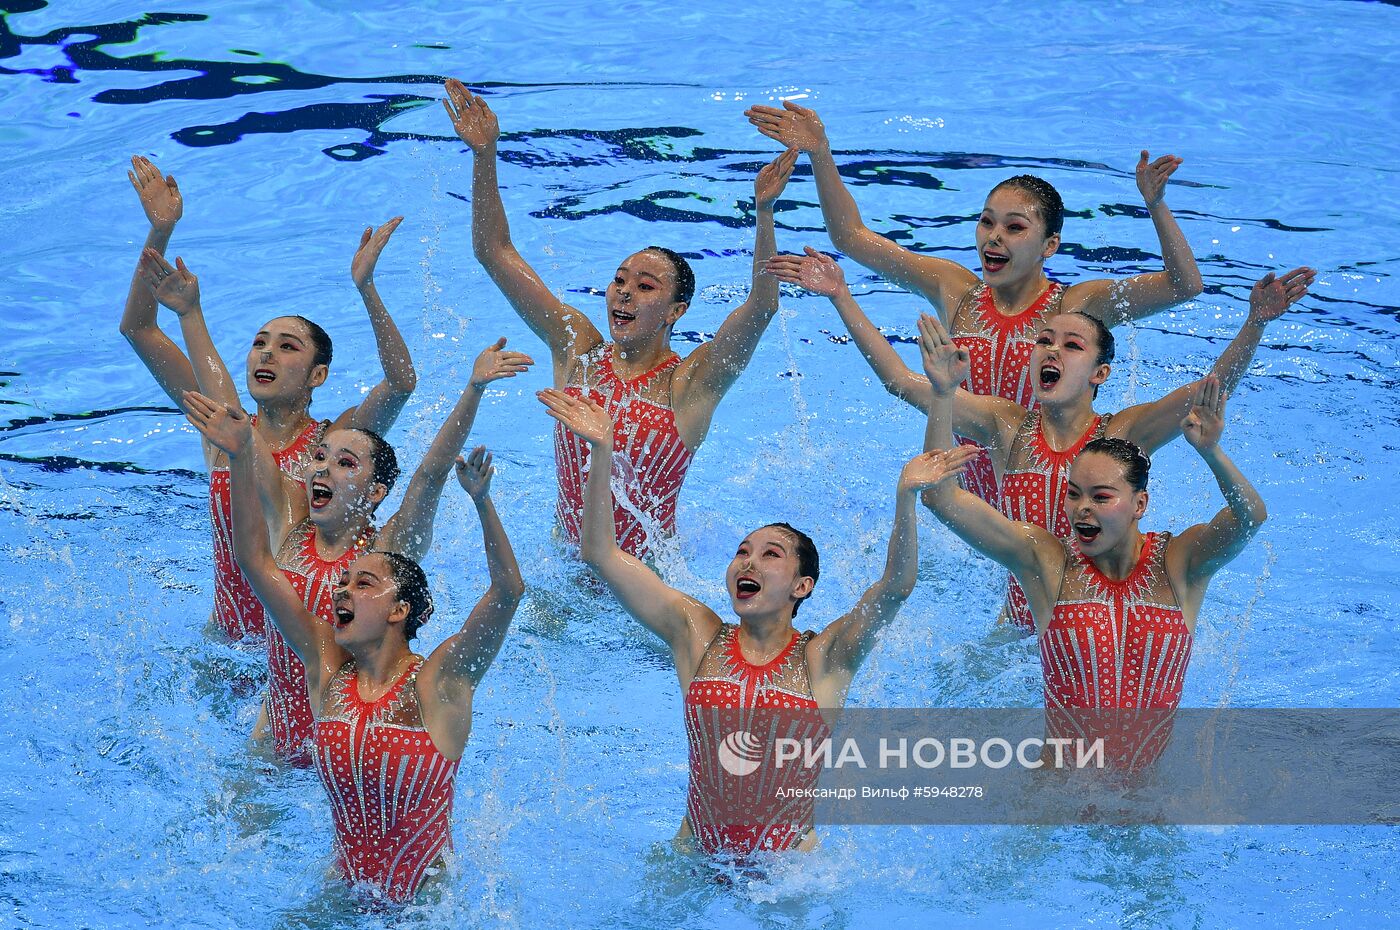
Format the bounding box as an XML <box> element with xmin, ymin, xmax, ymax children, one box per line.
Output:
<box><xmin>1040</xmin><ymin>533</ymin><xmax>1190</xmax><ymax>767</ymax></box>
<box><xmin>1040</xmin><ymin>532</ymin><xmax>1192</xmax><ymax>710</ymax></box>
<box><xmin>998</xmin><ymin>410</ymin><xmax>1111</xmax><ymax>630</ymax></box>
<box><xmin>208</xmin><ymin>418</ymin><xmax>324</xmax><ymax>640</ymax></box>
<box><xmin>554</xmin><ymin>344</ymin><xmax>694</xmax><ymax>559</ymax></box>
<box><xmin>683</xmin><ymin>625</ymin><xmax>829</xmax><ymax>855</ymax></box>
<box><xmin>314</xmin><ymin>658</ymin><xmax>459</xmax><ymax>902</ymax></box>
<box><xmin>267</xmin><ymin>519</ymin><xmax>374</xmax><ymax>766</ymax></box>
<box><xmin>948</xmin><ymin>281</ymin><xmax>1064</xmax><ymax>506</ymax></box>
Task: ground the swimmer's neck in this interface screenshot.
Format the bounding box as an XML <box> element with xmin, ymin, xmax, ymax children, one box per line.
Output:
<box><xmin>313</xmin><ymin>516</ymin><xmax>375</xmax><ymax>559</ymax></box>
<box><xmin>984</xmin><ymin>272</ymin><xmax>1051</xmax><ymax>316</ymax></box>
<box><xmin>252</xmin><ymin>394</ymin><xmax>315</xmax><ymax>443</ymax></box>
<box><xmin>349</xmin><ymin>637</ymin><xmax>417</xmax><ymax>697</ymax></box>
<box><xmin>735</xmin><ymin>613</ymin><xmax>797</xmax><ymax>663</ymax></box>
<box><xmin>609</xmin><ymin>334</ymin><xmax>675</xmax><ymax>379</ymax></box>
<box><xmin>1092</xmin><ymin>528</ymin><xmax>1146</xmax><ymax>581</ymax></box>
<box><xmin>1036</xmin><ymin>394</ymin><xmax>1099</xmax><ymax>450</ymax></box>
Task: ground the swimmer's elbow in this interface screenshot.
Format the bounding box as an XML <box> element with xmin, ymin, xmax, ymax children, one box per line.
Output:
<box><xmin>497</xmin><ymin>575</ymin><xmax>526</xmax><ymax>607</ymax></box>
<box><xmin>1247</xmin><ymin>497</ymin><xmax>1268</xmax><ymax>529</ymax></box>
<box><xmin>1171</xmin><ymin>268</ymin><xmax>1204</xmax><ymax>301</ymax></box>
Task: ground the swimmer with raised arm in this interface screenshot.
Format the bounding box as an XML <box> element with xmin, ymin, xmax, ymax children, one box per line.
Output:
<box><xmin>750</xmin><ymin>101</ymin><xmax>1203</xmax><ymax>503</ymax></box>
<box><xmin>184</xmin><ymin>399</ymin><xmax>522</xmax><ymax>903</ymax></box>
<box><xmin>119</xmin><ymin>154</ymin><xmax>418</xmax><ymax>640</ymax></box>
<box><xmin>916</xmin><ymin>267</ymin><xmax>1312</xmax><ymax>629</ymax></box>
<box><xmin>539</xmin><ymin>388</ymin><xmax>947</xmax><ymax>854</ymax></box>
<box><xmin>918</xmin><ymin>381</ymin><xmax>1267</xmax><ymax>713</ymax></box>
<box><xmin>183</xmin><ymin>339</ymin><xmax>531</xmax><ymax>764</ymax></box>
<box><xmin>445</xmin><ymin>80</ymin><xmax>798</xmax><ymax>558</ymax></box>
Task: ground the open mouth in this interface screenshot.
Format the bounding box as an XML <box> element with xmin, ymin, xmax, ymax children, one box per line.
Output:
<box><xmin>982</xmin><ymin>250</ymin><xmax>1009</xmax><ymax>274</ymax></box>
<box><xmin>1074</xmin><ymin>522</ymin><xmax>1101</xmax><ymax>544</ymax></box>
<box><xmin>253</xmin><ymin>368</ymin><xmax>276</xmax><ymax>385</ymax></box>
<box><xmin>310</xmin><ymin>481</ymin><xmax>334</xmax><ymax>510</ymax></box>
<box><xmin>611</xmin><ymin>308</ymin><xmax>637</xmax><ymax>326</ymax></box>
<box><xmin>735</xmin><ymin>576</ymin><xmax>761</xmax><ymax>600</ymax></box>
<box><xmin>1039</xmin><ymin>363</ymin><xmax>1062</xmax><ymax>390</ymax></box>
<box><xmin>333</xmin><ymin>603</ymin><xmax>355</xmax><ymax>628</ymax></box>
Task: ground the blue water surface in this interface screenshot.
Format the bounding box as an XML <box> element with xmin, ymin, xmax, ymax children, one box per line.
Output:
<box><xmin>1</xmin><ymin>1</ymin><xmax>1398</xmax><ymax>927</ymax></box>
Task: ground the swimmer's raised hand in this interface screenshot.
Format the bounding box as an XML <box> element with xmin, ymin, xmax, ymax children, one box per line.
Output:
<box><xmin>745</xmin><ymin>100</ymin><xmax>827</xmax><ymax>152</ymax></box>
<box><xmin>127</xmin><ymin>155</ymin><xmax>182</xmax><ymax>231</ymax></box>
<box><xmin>469</xmin><ymin>337</ymin><xmax>535</xmax><ymax>390</ymax></box>
<box><xmin>351</xmin><ymin>216</ymin><xmax>404</xmax><ymax>290</ymax></box>
<box><xmin>765</xmin><ymin>246</ymin><xmax>847</xmax><ymax>297</ymax></box>
<box><xmin>917</xmin><ymin>312</ymin><xmax>970</xmax><ymax>398</ymax></box>
<box><xmin>139</xmin><ymin>249</ymin><xmax>200</xmax><ymax>317</ymax></box>
<box><xmin>453</xmin><ymin>446</ymin><xmax>494</xmax><ymax>500</ymax></box>
<box><xmin>1249</xmin><ymin>267</ymin><xmax>1316</xmax><ymax>325</ymax></box>
<box><xmin>537</xmin><ymin>389</ymin><xmax>613</xmax><ymax>450</ymax></box>
<box><xmin>182</xmin><ymin>390</ymin><xmax>251</xmax><ymax>456</ymax></box>
<box><xmin>443</xmin><ymin>79</ymin><xmax>499</xmax><ymax>151</ymax></box>
<box><xmin>1136</xmin><ymin>150</ymin><xmax>1184</xmax><ymax>209</ymax></box>
<box><xmin>755</xmin><ymin>147</ymin><xmax>799</xmax><ymax>208</ymax></box>
<box><xmin>1181</xmin><ymin>375</ymin><xmax>1226</xmax><ymax>453</ymax></box>
<box><xmin>898</xmin><ymin>446</ymin><xmax>979</xmax><ymax>494</ymax></box>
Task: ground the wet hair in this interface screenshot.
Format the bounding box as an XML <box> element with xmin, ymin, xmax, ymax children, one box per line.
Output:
<box><xmin>1080</xmin><ymin>437</ymin><xmax>1151</xmax><ymax>492</ymax></box>
<box><xmin>643</xmin><ymin>246</ymin><xmax>696</xmax><ymax>306</ymax></box>
<box><xmin>1066</xmin><ymin>311</ymin><xmax>1115</xmax><ymax>366</ymax></box>
<box><xmin>763</xmin><ymin>522</ymin><xmax>820</xmax><ymax>616</ymax></box>
<box><xmin>285</xmin><ymin>315</ymin><xmax>333</xmax><ymax>369</ymax></box>
<box><xmin>351</xmin><ymin>427</ymin><xmax>400</xmax><ymax>495</ymax></box>
<box><xmin>372</xmin><ymin>550</ymin><xmax>435</xmax><ymax>641</ymax></box>
<box><xmin>990</xmin><ymin>175</ymin><xmax>1065</xmax><ymax>237</ymax></box>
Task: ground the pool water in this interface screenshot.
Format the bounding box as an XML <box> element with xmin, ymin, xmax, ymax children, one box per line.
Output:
<box><xmin>2</xmin><ymin>1</ymin><xmax>1398</xmax><ymax>927</ymax></box>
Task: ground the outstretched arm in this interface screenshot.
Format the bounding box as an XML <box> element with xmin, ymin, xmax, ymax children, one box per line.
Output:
<box><xmin>335</xmin><ymin>217</ymin><xmax>419</xmax><ymax>434</ymax></box>
<box><xmin>137</xmin><ymin>251</ymin><xmax>241</xmax><ymax>413</ymax></box>
<box><xmin>1173</xmin><ymin>380</ymin><xmax>1268</xmax><ymax>584</ymax></box>
<box><xmin>183</xmin><ymin>393</ymin><xmax>340</xmax><ymax>692</ymax></box>
<box><xmin>918</xmin><ymin>312</ymin><xmax>1019</xmax><ymax>455</ymax></box>
<box><xmin>767</xmin><ymin>247</ymin><xmax>932</xmax><ymax>410</ymax></box>
<box><xmin>677</xmin><ymin>147</ymin><xmax>800</xmax><ymax>428</ymax></box>
<box><xmin>444</xmin><ymin>80</ymin><xmax>599</xmax><ymax>368</ymax></box>
<box><xmin>419</xmin><ymin>448</ymin><xmax>526</xmax><ymax>759</ymax></box>
<box><xmin>677</xmin><ymin>148</ymin><xmax>798</xmax><ymax>412</ymax></box>
<box><xmin>1113</xmin><ymin>268</ymin><xmax>1315</xmax><ymax>453</ymax></box>
<box><xmin>537</xmin><ymin>389</ymin><xmax>719</xmax><ymax>685</ymax></box>
<box><xmin>918</xmin><ymin>445</ymin><xmax>1061</xmax><ymax>615</ymax></box>
<box><xmin>119</xmin><ymin>156</ymin><xmax>202</xmax><ymax>405</ymax></box>
<box><xmin>745</xmin><ymin>101</ymin><xmax>977</xmax><ymax>319</ymax></box>
<box><xmin>378</xmin><ymin>339</ymin><xmax>533</xmax><ymax>561</ymax></box>
<box><xmin>1067</xmin><ymin>151</ymin><xmax>1204</xmax><ymax>326</ymax></box>
<box><xmin>809</xmin><ymin>452</ymin><xmax>945</xmax><ymax>694</ymax></box>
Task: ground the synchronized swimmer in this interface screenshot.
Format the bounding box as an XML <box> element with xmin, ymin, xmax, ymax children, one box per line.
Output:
<box><xmin>114</xmin><ymin>81</ymin><xmax>1313</xmax><ymax>901</ymax></box>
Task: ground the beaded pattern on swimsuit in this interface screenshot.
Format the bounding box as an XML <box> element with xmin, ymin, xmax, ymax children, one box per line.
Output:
<box><xmin>948</xmin><ymin>280</ymin><xmax>1064</xmax><ymax>506</ymax></box>
<box><xmin>209</xmin><ymin>417</ymin><xmax>324</xmax><ymax>641</ymax></box>
<box><xmin>268</xmin><ymin>518</ymin><xmax>375</xmax><ymax>766</ymax></box>
<box><xmin>554</xmin><ymin>343</ymin><xmax>694</xmax><ymax>559</ymax></box>
<box><xmin>314</xmin><ymin>658</ymin><xmax>459</xmax><ymax>903</ymax></box>
<box><xmin>684</xmin><ymin>624</ymin><xmax>829</xmax><ymax>855</ymax></box>
<box><xmin>1040</xmin><ymin>532</ymin><xmax>1191</xmax><ymax>710</ymax></box>
<box><xmin>998</xmin><ymin>409</ymin><xmax>1111</xmax><ymax>630</ymax></box>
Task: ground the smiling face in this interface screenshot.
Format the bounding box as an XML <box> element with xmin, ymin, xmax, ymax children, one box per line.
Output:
<box><xmin>330</xmin><ymin>553</ymin><xmax>408</xmax><ymax>649</ymax></box>
<box><xmin>1064</xmin><ymin>451</ymin><xmax>1148</xmax><ymax>557</ymax></box>
<box><xmin>303</xmin><ymin>429</ymin><xmax>387</xmax><ymax>530</ymax></box>
<box><xmin>1030</xmin><ymin>314</ymin><xmax>1111</xmax><ymax>405</ymax></box>
<box><xmin>246</xmin><ymin>316</ymin><xmax>327</xmax><ymax>403</ymax></box>
<box><xmin>605</xmin><ymin>250</ymin><xmax>687</xmax><ymax>346</ymax></box>
<box><xmin>975</xmin><ymin>187</ymin><xmax>1060</xmax><ymax>286</ymax></box>
<box><xmin>726</xmin><ymin>526</ymin><xmax>815</xmax><ymax>621</ymax></box>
